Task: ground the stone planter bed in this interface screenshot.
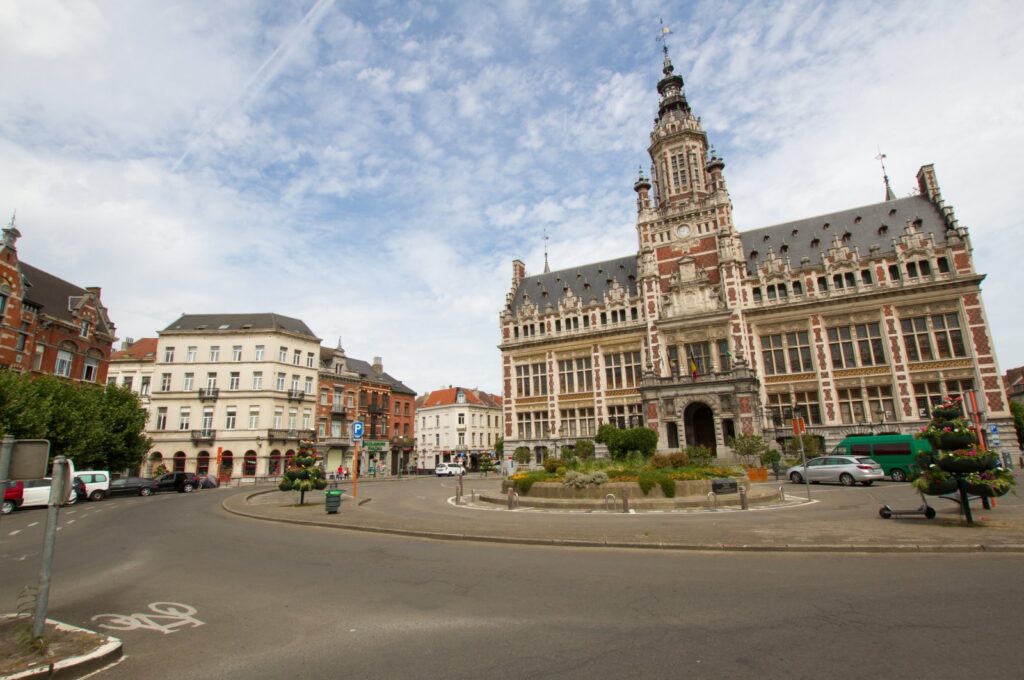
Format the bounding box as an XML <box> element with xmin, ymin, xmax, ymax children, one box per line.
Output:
<box><xmin>481</xmin><ymin>477</ymin><xmax>784</xmax><ymax>511</ymax></box>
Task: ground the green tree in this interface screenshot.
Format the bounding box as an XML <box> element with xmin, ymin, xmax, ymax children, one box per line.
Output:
<box><xmin>1010</xmin><ymin>401</ymin><xmax>1024</xmax><ymax>451</ymax></box>
<box><xmin>574</xmin><ymin>439</ymin><xmax>595</xmax><ymax>460</ymax></box>
<box><xmin>97</xmin><ymin>385</ymin><xmax>152</xmax><ymax>472</ymax></box>
<box><xmin>728</xmin><ymin>433</ymin><xmax>770</xmax><ymax>466</ymax></box>
<box><xmin>786</xmin><ymin>434</ymin><xmax>822</xmax><ymax>459</ymax></box>
<box><xmin>494</xmin><ymin>437</ymin><xmax>504</xmax><ymax>456</ymax></box>
<box><xmin>479</xmin><ymin>456</ymin><xmax>494</xmax><ymax>476</ymax></box>
<box><xmin>513</xmin><ymin>446</ymin><xmax>531</xmax><ymax>467</ymax></box>
<box><xmin>278</xmin><ymin>439</ymin><xmax>326</xmax><ymax>504</ymax></box>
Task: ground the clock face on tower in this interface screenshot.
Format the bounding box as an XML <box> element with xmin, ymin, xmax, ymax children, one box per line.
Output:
<box><xmin>676</xmin><ymin>224</ymin><xmax>691</xmax><ymax>238</ymax></box>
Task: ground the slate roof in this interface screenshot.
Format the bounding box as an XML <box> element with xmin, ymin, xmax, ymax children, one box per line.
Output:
<box><xmin>111</xmin><ymin>338</ymin><xmax>158</xmax><ymax>362</ymax></box>
<box><xmin>161</xmin><ymin>313</ymin><xmax>317</xmax><ymax>338</ymax></box>
<box><xmin>19</xmin><ymin>261</ymin><xmax>113</xmax><ymax>334</ymax></box>
<box><xmin>510</xmin><ymin>255</ymin><xmax>637</xmax><ymax>315</ymax></box>
<box><xmin>739</xmin><ymin>195</ymin><xmax>948</xmax><ymax>275</ymax></box>
<box><xmin>416</xmin><ymin>387</ymin><xmax>502</xmax><ymax>409</ymax></box>
<box><xmin>344</xmin><ymin>356</ymin><xmax>417</xmax><ymax>396</ymax></box>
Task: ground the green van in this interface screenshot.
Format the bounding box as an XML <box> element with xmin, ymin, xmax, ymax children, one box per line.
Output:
<box><xmin>831</xmin><ymin>434</ymin><xmax>933</xmax><ymax>482</ymax></box>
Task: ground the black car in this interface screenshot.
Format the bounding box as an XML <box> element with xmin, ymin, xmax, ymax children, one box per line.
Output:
<box><xmin>155</xmin><ymin>472</ymin><xmax>200</xmax><ymax>493</ymax></box>
<box><xmin>107</xmin><ymin>476</ymin><xmax>159</xmax><ymax>497</ymax></box>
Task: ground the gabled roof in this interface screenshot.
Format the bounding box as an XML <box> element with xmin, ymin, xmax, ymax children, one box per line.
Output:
<box><xmin>161</xmin><ymin>313</ymin><xmax>317</xmax><ymax>338</ymax></box>
<box><xmin>510</xmin><ymin>255</ymin><xmax>637</xmax><ymax>315</ymax></box>
<box><xmin>739</xmin><ymin>195</ymin><xmax>948</xmax><ymax>275</ymax></box>
<box><xmin>416</xmin><ymin>387</ymin><xmax>502</xmax><ymax>409</ymax></box>
<box><xmin>19</xmin><ymin>261</ymin><xmax>113</xmax><ymax>334</ymax></box>
<box><xmin>344</xmin><ymin>356</ymin><xmax>417</xmax><ymax>395</ymax></box>
<box><xmin>111</xmin><ymin>338</ymin><xmax>158</xmax><ymax>362</ymax></box>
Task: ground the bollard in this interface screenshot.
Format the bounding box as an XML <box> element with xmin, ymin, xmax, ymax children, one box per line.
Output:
<box><xmin>707</xmin><ymin>491</ymin><xmax>718</xmax><ymax>511</ymax></box>
<box><xmin>471</xmin><ymin>488</ymin><xmax>476</xmax><ymax>503</ymax></box>
<box><xmin>622</xmin><ymin>496</ymin><xmax>629</xmax><ymax>513</ymax></box>
<box><xmin>506</xmin><ymin>488</ymin><xmax>519</xmax><ymax>509</ymax></box>
<box><xmin>739</xmin><ymin>485</ymin><xmax>749</xmax><ymax>510</ymax></box>
<box><xmin>507</xmin><ymin>487</ymin><xmax>514</xmax><ymax>509</ymax></box>
<box><xmin>604</xmin><ymin>493</ymin><xmax>617</xmax><ymax>512</ymax></box>
<box><xmin>778</xmin><ymin>484</ymin><xmax>786</xmax><ymax>501</ymax></box>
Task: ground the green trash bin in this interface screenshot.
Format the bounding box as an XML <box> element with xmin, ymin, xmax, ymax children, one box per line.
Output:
<box><xmin>325</xmin><ymin>489</ymin><xmax>343</xmax><ymax>514</ymax></box>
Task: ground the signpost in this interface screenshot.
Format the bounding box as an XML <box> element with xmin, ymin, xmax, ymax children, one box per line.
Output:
<box><xmin>793</xmin><ymin>415</ymin><xmax>811</xmax><ymax>501</ymax></box>
<box><xmin>352</xmin><ymin>421</ymin><xmax>363</xmax><ymax>497</ymax></box>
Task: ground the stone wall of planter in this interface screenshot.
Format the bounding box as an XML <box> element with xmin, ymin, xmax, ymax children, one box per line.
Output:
<box><xmin>500</xmin><ymin>476</ymin><xmax>751</xmax><ymax>499</ymax></box>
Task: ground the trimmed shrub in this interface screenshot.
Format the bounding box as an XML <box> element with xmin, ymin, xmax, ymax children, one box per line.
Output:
<box><xmin>555</xmin><ymin>466</ymin><xmax>567</xmax><ymax>476</ymax></box>
<box><xmin>649</xmin><ymin>454</ymin><xmax>672</xmax><ymax>469</ymax></box>
<box><xmin>542</xmin><ymin>457</ymin><xmax>562</xmax><ymax>473</ymax></box>
<box><xmin>574</xmin><ymin>439</ymin><xmax>595</xmax><ymax>460</ymax></box>
<box><xmin>562</xmin><ymin>471</ymin><xmax>609</xmax><ymax>488</ymax></box>
<box><xmin>669</xmin><ymin>450</ymin><xmax>689</xmax><ymax>467</ymax></box>
<box><xmin>685</xmin><ymin>445</ymin><xmax>713</xmax><ymax>466</ymax></box>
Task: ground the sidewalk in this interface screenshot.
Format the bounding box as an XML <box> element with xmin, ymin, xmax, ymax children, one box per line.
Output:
<box><xmin>222</xmin><ymin>475</ymin><xmax>1024</xmax><ymax>553</ymax></box>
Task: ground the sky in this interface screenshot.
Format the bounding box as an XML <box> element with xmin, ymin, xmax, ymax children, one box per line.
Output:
<box><xmin>2</xmin><ymin>0</ymin><xmax>1023</xmax><ymax>396</ymax></box>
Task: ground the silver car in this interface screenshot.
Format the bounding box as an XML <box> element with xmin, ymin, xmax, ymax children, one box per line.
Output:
<box><xmin>786</xmin><ymin>456</ymin><xmax>883</xmax><ymax>486</ymax></box>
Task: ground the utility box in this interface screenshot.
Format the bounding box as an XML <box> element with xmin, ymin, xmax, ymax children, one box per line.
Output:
<box><xmin>325</xmin><ymin>489</ymin><xmax>343</xmax><ymax>514</ymax></box>
<box><xmin>711</xmin><ymin>478</ymin><xmax>738</xmax><ymax>495</ymax></box>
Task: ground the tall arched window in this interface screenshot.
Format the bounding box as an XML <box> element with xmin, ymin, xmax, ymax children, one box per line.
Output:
<box><xmin>243</xmin><ymin>451</ymin><xmax>257</xmax><ymax>476</ymax></box>
<box><xmin>173</xmin><ymin>451</ymin><xmax>186</xmax><ymax>472</ymax></box>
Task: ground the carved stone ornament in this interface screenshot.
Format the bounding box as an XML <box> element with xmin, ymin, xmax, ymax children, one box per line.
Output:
<box><xmin>664</xmin><ymin>256</ymin><xmax>724</xmax><ymax>316</ymax></box>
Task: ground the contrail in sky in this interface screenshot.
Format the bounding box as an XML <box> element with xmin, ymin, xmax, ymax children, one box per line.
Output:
<box><xmin>172</xmin><ymin>0</ymin><xmax>336</xmax><ymax>172</ymax></box>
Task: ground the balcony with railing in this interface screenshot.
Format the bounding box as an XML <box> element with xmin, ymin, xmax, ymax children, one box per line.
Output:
<box><xmin>287</xmin><ymin>389</ymin><xmax>305</xmax><ymax>402</ymax></box>
<box><xmin>330</xmin><ymin>403</ymin><xmax>349</xmax><ymax>416</ymax></box>
<box><xmin>198</xmin><ymin>388</ymin><xmax>220</xmax><ymax>400</ymax></box>
<box><xmin>367</xmin><ymin>403</ymin><xmax>385</xmax><ymax>414</ymax></box>
<box><xmin>191</xmin><ymin>429</ymin><xmax>216</xmax><ymax>443</ymax></box>
<box><xmin>268</xmin><ymin>429</ymin><xmax>316</xmax><ymax>441</ymax></box>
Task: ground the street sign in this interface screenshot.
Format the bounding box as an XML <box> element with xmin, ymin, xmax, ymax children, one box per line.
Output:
<box><xmin>988</xmin><ymin>424</ymin><xmax>998</xmax><ymax>434</ymax></box>
<box><xmin>363</xmin><ymin>441</ymin><xmax>386</xmax><ymax>451</ymax></box>
<box><xmin>9</xmin><ymin>439</ymin><xmax>51</xmax><ymax>480</ymax></box>
<box><xmin>353</xmin><ymin>421</ymin><xmax>364</xmax><ymax>440</ymax></box>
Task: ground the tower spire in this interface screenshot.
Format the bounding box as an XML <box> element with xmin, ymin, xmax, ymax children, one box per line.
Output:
<box><xmin>876</xmin><ymin>150</ymin><xmax>896</xmax><ymax>201</ymax></box>
<box><xmin>543</xmin><ymin>228</ymin><xmax>550</xmax><ymax>273</ymax></box>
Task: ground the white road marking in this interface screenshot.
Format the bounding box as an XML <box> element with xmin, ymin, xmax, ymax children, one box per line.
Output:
<box><xmin>92</xmin><ymin>602</ymin><xmax>204</xmax><ymax>635</ymax></box>
<box><xmin>8</xmin><ymin>530</ymin><xmax>20</xmax><ymax>536</ymax></box>
<box><xmin>56</xmin><ymin>527</ymin><xmax>62</xmax><ymax>531</ymax></box>
<box><xmin>67</xmin><ymin>519</ymin><xmax>76</xmax><ymax>524</ymax></box>
<box><xmin>28</xmin><ymin>522</ymin><xmax>39</xmax><ymax>527</ymax></box>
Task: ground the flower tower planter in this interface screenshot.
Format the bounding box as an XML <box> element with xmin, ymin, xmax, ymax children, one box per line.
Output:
<box><xmin>914</xmin><ymin>398</ymin><xmax>1015</xmax><ymax>523</ymax></box>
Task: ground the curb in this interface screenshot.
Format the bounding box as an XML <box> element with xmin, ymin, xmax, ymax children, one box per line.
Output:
<box><xmin>1</xmin><ymin>617</ymin><xmax>122</xmax><ymax>680</ymax></box>
<box><xmin>221</xmin><ymin>489</ymin><xmax>1024</xmax><ymax>554</ymax></box>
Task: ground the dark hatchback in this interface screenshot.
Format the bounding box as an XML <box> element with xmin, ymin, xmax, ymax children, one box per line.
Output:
<box><xmin>107</xmin><ymin>476</ymin><xmax>159</xmax><ymax>497</ymax></box>
<box><xmin>155</xmin><ymin>472</ymin><xmax>200</xmax><ymax>493</ymax></box>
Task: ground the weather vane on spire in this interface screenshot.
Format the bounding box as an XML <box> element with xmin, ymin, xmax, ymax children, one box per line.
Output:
<box><xmin>658</xmin><ymin>18</ymin><xmax>671</xmax><ymax>56</ymax></box>
<box><xmin>876</xmin><ymin>149</ymin><xmax>896</xmax><ymax>201</ymax></box>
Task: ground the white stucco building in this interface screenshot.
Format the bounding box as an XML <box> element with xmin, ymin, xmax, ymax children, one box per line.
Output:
<box><xmin>415</xmin><ymin>386</ymin><xmax>502</xmax><ymax>471</ymax></box>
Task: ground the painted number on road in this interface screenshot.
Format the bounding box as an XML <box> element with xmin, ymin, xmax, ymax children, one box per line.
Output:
<box><xmin>92</xmin><ymin>602</ymin><xmax>205</xmax><ymax>634</ymax></box>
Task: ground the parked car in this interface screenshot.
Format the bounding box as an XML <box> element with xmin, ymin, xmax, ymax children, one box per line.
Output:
<box><xmin>199</xmin><ymin>475</ymin><xmax>219</xmax><ymax>489</ymax></box>
<box><xmin>19</xmin><ymin>478</ymin><xmax>78</xmax><ymax>509</ymax></box>
<box><xmin>75</xmin><ymin>470</ymin><xmax>111</xmax><ymax>501</ymax></box>
<box><xmin>435</xmin><ymin>463</ymin><xmax>465</xmax><ymax>477</ymax></box>
<box><xmin>786</xmin><ymin>456</ymin><xmax>884</xmax><ymax>486</ymax></box>
<box><xmin>106</xmin><ymin>476</ymin><xmax>159</xmax><ymax>497</ymax></box>
<box><xmin>156</xmin><ymin>472</ymin><xmax>200</xmax><ymax>493</ymax></box>
<box><xmin>2</xmin><ymin>480</ymin><xmax>24</xmax><ymax>514</ymax></box>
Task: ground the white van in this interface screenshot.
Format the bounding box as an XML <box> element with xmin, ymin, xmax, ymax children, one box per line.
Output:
<box><xmin>19</xmin><ymin>458</ymin><xmax>78</xmax><ymax>509</ymax></box>
<box><xmin>75</xmin><ymin>470</ymin><xmax>111</xmax><ymax>501</ymax></box>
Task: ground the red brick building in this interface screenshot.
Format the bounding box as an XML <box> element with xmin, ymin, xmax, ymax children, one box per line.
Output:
<box><xmin>1</xmin><ymin>221</ymin><xmax>116</xmax><ymax>382</ymax></box>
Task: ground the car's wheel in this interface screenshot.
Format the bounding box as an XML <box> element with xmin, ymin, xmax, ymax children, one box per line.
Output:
<box><xmin>925</xmin><ymin>507</ymin><xmax>937</xmax><ymax>519</ymax></box>
<box><xmin>862</xmin><ymin>481</ymin><xmax>874</xmax><ymax>486</ymax></box>
<box><xmin>1</xmin><ymin>500</ymin><xmax>14</xmax><ymax>515</ymax></box>
<box><xmin>89</xmin><ymin>490</ymin><xmax>105</xmax><ymax>501</ymax></box>
<box><xmin>891</xmin><ymin>468</ymin><xmax>908</xmax><ymax>482</ymax></box>
<box><xmin>879</xmin><ymin>506</ymin><xmax>893</xmax><ymax>519</ymax></box>
<box><xmin>839</xmin><ymin>473</ymin><xmax>856</xmax><ymax>486</ymax></box>
<box><xmin>66</xmin><ymin>494</ymin><xmax>78</xmax><ymax>505</ymax></box>
<box><xmin>789</xmin><ymin>472</ymin><xmax>803</xmax><ymax>484</ymax></box>
<box><xmin>140</xmin><ymin>487</ymin><xmax>153</xmax><ymax>497</ymax></box>
<box><xmin>182</xmin><ymin>483</ymin><xmax>194</xmax><ymax>493</ymax></box>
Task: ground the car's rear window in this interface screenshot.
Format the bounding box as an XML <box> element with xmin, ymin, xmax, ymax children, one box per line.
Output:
<box><xmin>856</xmin><ymin>457</ymin><xmax>878</xmax><ymax>465</ymax></box>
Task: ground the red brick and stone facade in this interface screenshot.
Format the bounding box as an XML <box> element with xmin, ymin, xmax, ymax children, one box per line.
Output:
<box><xmin>499</xmin><ymin>49</ymin><xmax>1013</xmax><ymax>462</ymax></box>
<box><xmin>1</xmin><ymin>221</ymin><xmax>116</xmax><ymax>383</ymax></box>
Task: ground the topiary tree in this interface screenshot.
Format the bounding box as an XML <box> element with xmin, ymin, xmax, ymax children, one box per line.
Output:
<box><xmin>574</xmin><ymin>439</ymin><xmax>595</xmax><ymax>460</ymax></box>
<box><xmin>479</xmin><ymin>456</ymin><xmax>494</xmax><ymax>476</ymax></box>
<box><xmin>786</xmin><ymin>434</ymin><xmax>822</xmax><ymax>459</ymax></box>
<box><xmin>513</xmin><ymin>446</ymin><xmax>532</xmax><ymax>468</ymax></box>
<box><xmin>278</xmin><ymin>439</ymin><xmax>326</xmax><ymax>504</ymax></box>
<box><xmin>729</xmin><ymin>433</ymin><xmax>770</xmax><ymax>467</ymax></box>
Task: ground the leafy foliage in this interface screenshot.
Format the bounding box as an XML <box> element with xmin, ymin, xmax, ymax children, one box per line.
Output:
<box><xmin>494</xmin><ymin>437</ymin><xmax>504</xmax><ymax>456</ymax></box>
<box><xmin>684</xmin><ymin>445</ymin><xmax>713</xmax><ymax>466</ymax></box>
<box><xmin>1009</xmin><ymin>401</ymin><xmax>1024</xmax><ymax>451</ymax></box>
<box><xmin>562</xmin><ymin>470</ymin><xmax>608</xmax><ymax>488</ymax></box>
<box><xmin>597</xmin><ymin>425</ymin><xmax>658</xmax><ymax>460</ymax></box>
<box><xmin>728</xmin><ymin>434</ymin><xmax>769</xmax><ymax>466</ymax></box>
<box><xmin>513</xmin><ymin>446</ymin><xmax>532</xmax><ymax>465</ymax></box>
<box><xmin>573</xmin><ymin>439</ymin><xmax>595</xmax><ymax>460</ymax></box>
<box><xmin>0</xmin><ymin>372</ymin><xmax>150</xmax><ymax>472</ymax></box>
<box><xmin>785</xmin><ymin>434</ymin><xmax>822</xmax><ymax>458</ymax></box>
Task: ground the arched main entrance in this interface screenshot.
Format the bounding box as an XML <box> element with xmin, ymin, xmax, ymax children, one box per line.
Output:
<box><xmin>684</xmin><ymin>402</ymin><xmax>717</xmax><ymax>455</ymax></box>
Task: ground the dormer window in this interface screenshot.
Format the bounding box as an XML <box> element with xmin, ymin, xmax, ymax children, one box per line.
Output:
<box><xmin>749</xmin><ymin>250</ymin><xmax>759</xmax><ymax>260</ymax></box>
<box><xmin>888</xmin><ymin>208</ymin><xmax>897</xmax><ymax>216</ymax></box>
<box><xmin>878</xmin><ymin>225</ymin><xmax>889</xmax><ymax>236</ymax></box>
<box><xmin>456</xmin><ymin>391</ymin><xmax>466</xmax><ymax>404</ymax></box>
<box><xmin>823</xmin><ymin>222</ymin><xmax>831</xmax><ymax>230</ymax></box>
<box><xmin>80</xmin><ymin>320</ymin><xmax>91</xmax><ymax>338</ymax></box>
<box><xmin>810</xmin><ymin>238</ymin><xmax>821</xmax><ymax>248</ymax></box>
<box><xmin>854</xmin><ymin>216</ymin><xmax>862</xmax><ymax>224</ymax></box>
<box><xmin>842</xmin><ymin>232</ymin><xmax>852</xmax><ymax>243</ymax></box>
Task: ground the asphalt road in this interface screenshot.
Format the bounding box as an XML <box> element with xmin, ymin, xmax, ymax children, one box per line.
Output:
<box><xmin>2</xmin><ymin>485</ymin><xmax>1023</xmax><ymax>680</ymax></box>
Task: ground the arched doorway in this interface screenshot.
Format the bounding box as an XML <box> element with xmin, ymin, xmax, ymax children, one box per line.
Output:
<box><xmin>197</xmin><ymin>451</ymin><xmax>210</xmax><ymax>476</ymax></box>
<box><xmin>220</xmin><ymin>451</ymin><xmax>234</xmax><ymax>482</ymax></box>
<box><xmin>149</xmin><ymin>452</ymin><xmax>163</xmax><ymax>476</ymax></box>
<box><xmin>243</xmin><ymin>451</ymin><xmax>257</xmax><ymax>476</ymax></box>
<box><xmin>173</xmin><ymin>451</ymin><xmax>186</xmax><ymax>472</ymax></box>
<box><xmin>284</xmin><ymin>449</ymin><xmax>295</xmax><ymax>469</ymax></box>
<box><xmin>684</xmin><ymin>402</ymin><xmax>717</xmax><ymax>455</ymax></box>
<box><xmin>269</xmin><ymin>450</ymin><xmax>282</xmax><ymax>475</ymax></box>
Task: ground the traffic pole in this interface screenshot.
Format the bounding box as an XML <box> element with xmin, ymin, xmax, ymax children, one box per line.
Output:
<box><xmin>352</xmin><ymin>439</ymin><xmax>359</xmax><ymax>498</ymax></box>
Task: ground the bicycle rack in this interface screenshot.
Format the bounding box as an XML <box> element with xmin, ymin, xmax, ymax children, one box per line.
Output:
<box><xmin>707</xmin><ymin>491</ymin><xmax>718</xmax><ymax>511</ymax></box>
<box><xmin>507</xmin><ymin>488</ymin><xmax>519</xmax><ymax>510</ymax></box>
<box><xmin>604</xmin><ymin>493</ymin><xmax>617</xmax><ymax>512</ymax></box>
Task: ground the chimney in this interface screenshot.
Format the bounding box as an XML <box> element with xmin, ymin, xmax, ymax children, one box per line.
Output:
<box><xmin>86</xmin><ymin>286</ymin><xmax>102</xmax><ymax>298</ymax></box>
<box><xmin>122</xmin><ymin>338</ymin><xmax>135</xmax><ymax>349</ymax></box>
<box><xmin>512</xmin><ymin>259</ymin><xmax>526</xmax><ymax>287</ymax></box>
<box><xmin>372</xmin><ymin>356</ymin><xmax>383</xmax><ymax>375</ymax></box>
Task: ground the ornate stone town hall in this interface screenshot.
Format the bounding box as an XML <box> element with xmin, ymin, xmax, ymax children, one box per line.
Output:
<box><xmin>498</xmin><ymin>49</ymin><xmax>1012</xmax><ymax>461</ymax></box>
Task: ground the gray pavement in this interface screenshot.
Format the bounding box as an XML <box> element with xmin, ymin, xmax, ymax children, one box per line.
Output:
<box><xmin>224</xmin><ymin>473</ymin><xmax>1024</xmax><ymax>552</ymax></box>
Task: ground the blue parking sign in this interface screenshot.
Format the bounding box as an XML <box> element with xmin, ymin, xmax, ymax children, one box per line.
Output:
<box><xmin>353</xmin><ymin>421</ymin><xmax>364</xmax><ymax>440</ymax></box>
